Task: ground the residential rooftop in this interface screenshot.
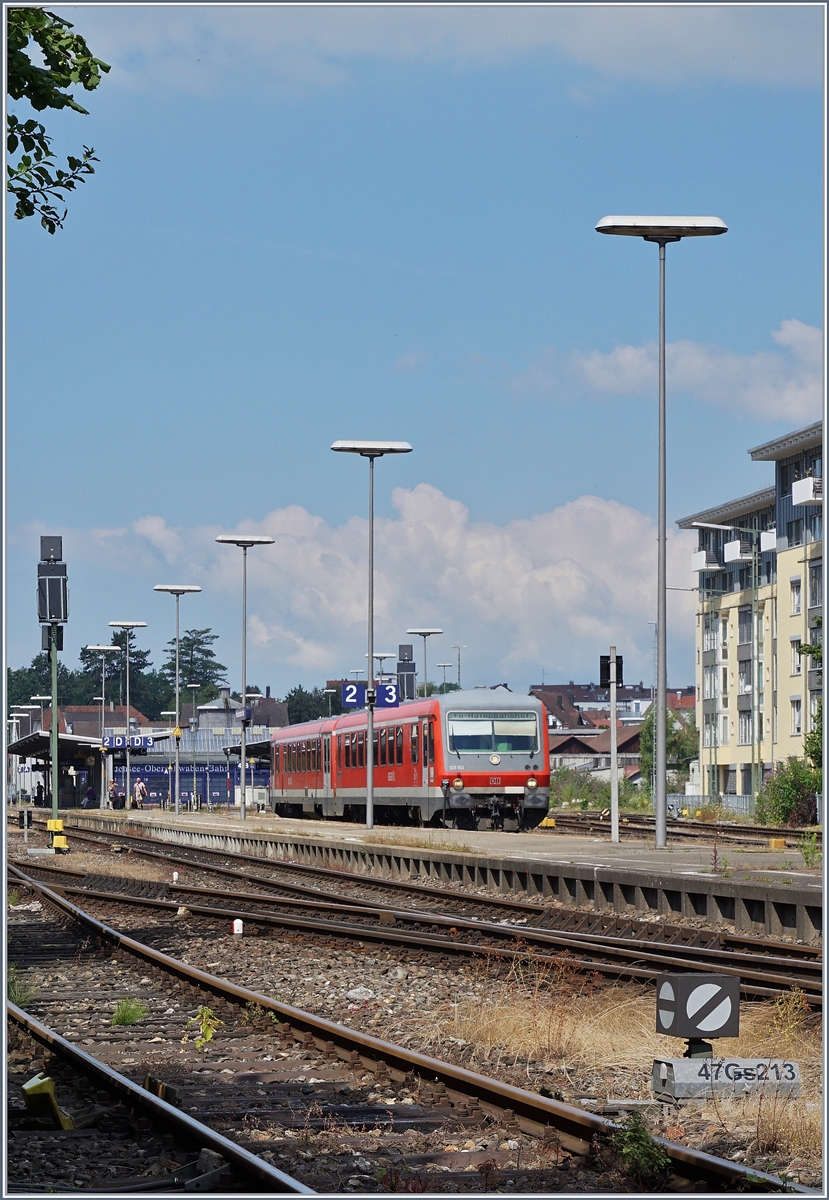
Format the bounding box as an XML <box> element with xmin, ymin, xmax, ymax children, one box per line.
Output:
<box><xmin>748</xmin><ymin>420</ymin><xmax>822</xmax><ymax>462</ymax></box>
<box><xmin>676</xmin><ymin>485</ymin><xmax>776</xmax><ymax>530</ymax></box>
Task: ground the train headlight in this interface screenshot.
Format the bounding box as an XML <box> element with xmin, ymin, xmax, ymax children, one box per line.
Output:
<box><xmin>452</xmin><ymin>778</ymin><xmax>464</xmax><ymax>791</ymax></box>
<box><xmin>526</xmin><ymin>777</ymin><xmax>538</xmax><ymax>790</ymax></box>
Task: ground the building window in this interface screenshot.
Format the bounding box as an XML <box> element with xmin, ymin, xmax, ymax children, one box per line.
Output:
<box><xmin>721</xmin><ymin>667</ymin><xmax>728</xmax><ymax>699</ymax></box>
<box><xmin>738</xmin><ymin>660</ymin><xmax>752</xmax><ymax>695</ymax></box>
<box><xmin>791</xmin><ymin>639</ymin><xmax>802</xmax><ymax>675</ymax></box>
<box><xmin>787</xmin><ymin>519</ymin><xmax>804</xmax><ymax>548</ymax></box>
<box><xmin>738</xmin><ymin>609</ymin><xmax>752</xmax><ymax>644</ymax></box>
<box><xmin>810</xmin><ymin>691</ymin><xmax>820</xmax><ymax>729</ymax></box>
<box><xmin>790</xmin><ymin>579</ymin><xmax>801</xmax><ymax>615</ymax></box>
<box><xmin>807</xmin><ymin>512</ymin><xmax>822</xmax><ymax>544</ymax></box>
<box><xmin>703</xmin><ymin>614</ymin><xmax>719</xmax><ymax>651</ymax></box>
<box><xmin>738</xmin><ymin>712</ymin><xmax>752</xmax><ymax>745</ymax></box>
<box><xmin>721</xmin><ymin>714</ymin><xmax>729</xmax><ymax>745</ymax></box>
<box><xmin>809</xmin><ymin>563</ymin><xmax>822</xmax><ymax>609</ymax></box>
<box><xmin>780</xmin><ymin>463</ymin><xmax>793</xmax><ymax>497</ymax></box>
<box><xmin>721</xmin><ymin>618</ymin><xmax>728</xmax><ymax>657</ymax></box>
<box><xmin>703</xmin><ymin>713</ymin><xmax>718</xmax><ymax>748</ymax></box>
<box><xmin>791</xmin><ymin>698</ymin><xmax>802</xmax><ymax>736</ymax></box>
<box><xmin>703</xmin><ymin>666</ymin><xmax>717</xmax><ymax>699</ymax></box>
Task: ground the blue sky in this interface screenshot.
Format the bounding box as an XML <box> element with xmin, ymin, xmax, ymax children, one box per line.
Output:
<box><xmin>5</xmin><ymin>4</ymin><xmax>825</xmax><ymax>697</ymax></box>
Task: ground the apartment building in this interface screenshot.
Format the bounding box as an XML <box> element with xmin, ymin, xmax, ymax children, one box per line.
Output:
<box><xmin>677</xmin><ymin>420</ymin><xmax>822</xmax><ymax>799</ymax></box>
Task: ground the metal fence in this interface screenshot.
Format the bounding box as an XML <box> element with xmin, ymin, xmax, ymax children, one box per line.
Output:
<box><xmin>666</xmin><ymin>793</ymin><xmax>756</xmax><ymax>818</ymax></box>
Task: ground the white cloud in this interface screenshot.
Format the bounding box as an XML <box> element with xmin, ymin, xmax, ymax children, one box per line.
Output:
<box><xmin>11</xmin><ymin>486</ymin><xmax>696</xmax><ymax>690</ymax></box>
<box><xmin>510</xmin><ymin>320</ymin><xmax>824</xmax><ymax>422</ymax></box>
<box><xmin>60</xmin><ymin>5</ymin><xmax>822</xmax><ymax>96</ymax></box>
<box><xmin>394</xmin><ymin>350</ymin><xmax>428</xmax><ymax>374</ymax></box>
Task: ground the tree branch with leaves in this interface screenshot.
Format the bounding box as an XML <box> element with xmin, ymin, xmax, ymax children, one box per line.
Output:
<box><xmin>6</xmin><ymin>8</ymin><xmax>109</xmax><ymax>232</ymax></box>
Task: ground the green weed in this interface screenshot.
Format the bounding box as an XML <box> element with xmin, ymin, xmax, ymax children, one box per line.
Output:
<box><xmin>111</xmin><ymin>997</ymin><xmax>149</xmax><ymax>1026</ymax></box>
<box><xmin>797</xmin><ymin>830</ymin><xmax>822</xmax><ymax>869</ymax></box>
<box><xmin>7</xmin><ymin>965</ymin><xmax>38</xmax><ymax>1006</ymax></box>
<box><xmin>610</xmin><ymin>1111</ymin><xmax>670</xmax><ymax>1185</ymax></box>
<box><xmin>187</xmin><ymin>1005</ymin><xmax>223</xmax><ymax>1050</ymax></box>
<box><xmin>8</xmin><ymin>889</ymin><xmax>19</xmax><ymax>906</ymax></box>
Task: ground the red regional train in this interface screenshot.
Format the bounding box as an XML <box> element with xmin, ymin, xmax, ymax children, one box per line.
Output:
<box><xmin>268</xmin><ymin>689</ymin><xmax>550</xmax><ymax>829</ymax></box>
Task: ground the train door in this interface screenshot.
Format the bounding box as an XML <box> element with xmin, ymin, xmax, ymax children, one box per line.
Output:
<box><xmin>323</xmin><ymin>734</ymin><xmax>331</xmax><ymax>798</ymax></box>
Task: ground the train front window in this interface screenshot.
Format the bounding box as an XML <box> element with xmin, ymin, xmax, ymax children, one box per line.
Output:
<box><xmin>447</xmin><ymin>712</ymin><xmax>539</xmax><ymax>754</ymax></box>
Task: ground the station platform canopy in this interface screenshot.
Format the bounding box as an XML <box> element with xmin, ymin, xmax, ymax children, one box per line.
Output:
<box><xmin>224</xmin><ymin>737</ymin><xmax>272</xmax><ymax>762</ymax></box>
<box><xmin>7</xmin><ymin>730</ymin><xmax>105</xmax><ymax>771</ymax></box>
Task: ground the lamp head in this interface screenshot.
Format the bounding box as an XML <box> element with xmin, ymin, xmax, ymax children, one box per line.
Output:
<box><xmin>85</xmin><ymin>644</ymin><xmax>120</xmax><ymax>653</ymax></box>
<box><xmin>154</xmin><ymin>584</ymin><xmax>202</xmax><ymax>595</ymax></box>
<box><xmin>215</xmin><ymin>535</ymin><xmax>275</xmax><ymax>548</ymax></box>
<box><xmin>406</xmin><ymin>628</ymin><xmax>443</xmax><ymax>637</ymax></box>
<box><xmin>595</xmin><ymin>215</ymin><xmax>727</xmax><ymax>240</ymax></box>
<box><xmin>109</xmin><ymin>621</ymin><xmax>147</xmax><ymax>629</ymax></box>
<box><xmin>331</xmin><ymin>440</ymin><xmax>413</xmax><ymax>458</ymax></box>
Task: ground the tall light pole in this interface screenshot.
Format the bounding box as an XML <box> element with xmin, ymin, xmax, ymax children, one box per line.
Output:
<box><xmin>109</xmin><ymin>620</ymin><xmax>147</xmax><ymax>810</ymax></box>
<box><xmin>153</xmin><ymin>584</ymin><xmax>202</xmax><ymax>815</ymax></box>
<box><xmin>85</xmin><ymin>645</ymin><xmax>119</xmax><ymax>807</ymax></box>
<box><xmin>332</xmin><ymin>440</ymin><xmax>413</xmax><ymax>830</ymax></box>
<box><xmin>596</xmin><ymin>215</ymin><xmax>727</xmax><ymax>847</ymax></box>
<box><xmin>407</xmin><ymin>628</ymin><xmax>443</xmax><ymax>699</ymax></box>
<box><xmin>369</xmin><ymin>651</ymin><xmax>396</xmax><ymax>682</ymax></box>
<box><xmin>437</xmin><ymin>663</ymin><xmax>452</xmax><ymax>694</ymax></box>
<box><xmin>215</xmin><ymin>534</ymin><xmax>275</xmax><ymax>821</ymax></box>
<box><xmin>324</xmin><ymin>688</ymin><xmax>336</xmax><ymax>717</ymax></box>
<box><xmin>452</xmin><ymin>645</ymin><xmax>466</xmax><ymax>689</ymax></box>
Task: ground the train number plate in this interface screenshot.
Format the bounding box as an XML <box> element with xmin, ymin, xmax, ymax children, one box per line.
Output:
<box><xmin>490</xmin><ymin>776</ymin><xmax>501</xmax><ymax>785</ymax></box>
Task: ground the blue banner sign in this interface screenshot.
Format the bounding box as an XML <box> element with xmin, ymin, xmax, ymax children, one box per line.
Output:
<box><xmin>375</xmin><ymin>682</ymin><xmax>400</xmax><ymax>708</ymax></box>
<box><xmin>341</xmin><ymin>683</ymin><xmax>366</xmax><ymax>707</ymax></box>
<box><xmin>102</xmin><ymin>735</ymin><xmax>157</xmax><ymax>750</ymax></box>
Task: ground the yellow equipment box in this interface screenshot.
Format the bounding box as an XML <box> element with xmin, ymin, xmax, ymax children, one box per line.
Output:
<box><xmin>52</xmin><ymin>835</ymin><xmax>69</xmax><ymax>850</ymax></box>
<box><xmin>46</xmin><ymin>819</ymin><xmax>64</xmax><ymax>832</ymax></box>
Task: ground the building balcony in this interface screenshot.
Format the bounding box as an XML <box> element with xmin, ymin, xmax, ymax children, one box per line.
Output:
<box><xmin>724</xmin><ymin>539</ymin><xmax>752</xmax><ymax>563</ymax></box>
<box><xmin>691</xmin><ymin>550</ymin><xmax>723</xmax><ymax>573</ymax></box>
<box><xmin>760</xmin><ymin>528</ymin><xmax>777</xmax><ymax>553</ymax></box>
<box><xmin>792</xmin><ymin>477</ymin><xmax>823</xmax><ymax>506</ymax></box>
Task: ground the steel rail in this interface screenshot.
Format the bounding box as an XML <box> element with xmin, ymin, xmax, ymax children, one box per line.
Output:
<box><xmin>6</xmin><ymin>1001</ymin><xmax>312</xmax><ymax>1193</ymax></box>
<box><xmin>13</xmin><ymin>849</ymin><xmax>822</xmax><ymax>966</ymax></box>
<box><xmin>10</xmin><ymin>863</ymin><xmax>820</xmax><ymax>1005</ymax></box>
<box><xmin>16</xmin><ymin>858</ymin><xmax>820</xmax><ymax>986</ymax></box>
<box><xmin>8</xmin><ymin>867</ymin><xmax>809</xmax><ymax>1193</ymax></box>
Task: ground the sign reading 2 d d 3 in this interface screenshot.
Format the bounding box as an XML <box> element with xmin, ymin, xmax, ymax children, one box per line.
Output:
<box><xmin>656</xmin><ymin>974</ymin><xmax>740</xmax><ymax>1039</ymax></box>
<box><xmin>342</xmin><ymin>683</ymin><xmax>367</xmax><ymax>708</ymax></box>
<box><xmin>102</xmin><ymin>735</ymin><xmax>156</xmax><ymax>750</ymax></box>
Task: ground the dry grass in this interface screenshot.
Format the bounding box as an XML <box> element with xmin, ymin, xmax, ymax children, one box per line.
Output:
<box><xmin>446</xmin><ymin>964</ymin><xmax>821</xmax><ymax>1073</ymax></box>
<box><xmin>361</xmin><ymin>832</ymin><xmax>477</xmax><ymax>854</ymax></box>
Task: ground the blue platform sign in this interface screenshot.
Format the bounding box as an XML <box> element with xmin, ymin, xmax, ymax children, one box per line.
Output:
<box><xmin>103</xmin><ymin>735</ymin><xmax>156</xmax><ymax>750</ymax></box>
<box><xmin>375</xmin><ymin>682</ymin><xmax>400</xmax><ymax>708</ymax></box>
<box><xmin>341</xmin><ymin>683</ymin><xmax>366</xmax><ymax>707</ymax></box>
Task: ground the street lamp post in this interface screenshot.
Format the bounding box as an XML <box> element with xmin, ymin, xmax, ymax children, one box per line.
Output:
<box><xmin>406</xmin><ymin>629</ymin><xmax>443</xmax><ymax>699</ymax></box>
<box><xmin>451</xmin><ymin>645</ymin><xmax>466</xmax><ymax>689</ymax></box>
<box><xmin>31</xmin><ymin>696</ymin><xmax>50</xmax><ymax>733</ymax></box>
<box><xmin>85</xmin><ymin>645</ymin><xmax>120</xmax><ymax>807</ymax></box>
<box><xmin>215</xmin><ymin>534</ymin><xmax>275</xmax><ymax>821</ymax></box>
<box><xmin>332</xmin><ymin>440</ymin><xmax>413</xmax><ymax>829</ymax></box>
<box><xmin>108</xmin><ymin>621</ymin><xmax>148</xmax><ymax>810</ymax></box>
<box><xmin>596</xmin><ymin>215</ymin><xmax>727</xmax><ymax>847</ymax></box>
<box><xmin>323</xmin><ymin>688</ymin><xmax>336</xmax><ymax>717</ymax></box>
<box><xmin>153</xmin><ymin>585</ymin><xmax>202</xmax><ymax>816</ymax></box>
<box><xmin>437</xmin><ymin>663</ymin><xmax>452</xmax><ymax>694</ymax></box>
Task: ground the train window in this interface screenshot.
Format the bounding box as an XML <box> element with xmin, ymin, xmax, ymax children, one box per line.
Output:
<box><xmin>411</xmin><ymin>724</ymin><xmax>418</xmax><ymax>764</ymax></box>
<box><xmin>396</xmin><ymin>725</ymin><xmax>403</xmax><ymax>765</ymax></box>
<box><xmin>317</xmin><ymin>737</ymin><xmax>322</xmax><ymax>771</ymax></box>
<box><xmin>358</xmin><ymin>730</ymin><xmax>365</xmax><ymax>768</ymax></box>
<box><xmin>379</xmin><ymin>727</ymin><xmax>386</xmax><ymax>766</ymax></box>
<box><xmin>428</xmin><ymin>722</ymin><xmax>434</xmax><ymax>764</ymax></box>
<box><xmin>373</xmin><ymin>728</ymin><xmax>379</xmax><ymax>765</ymax></box>
<box><xmin>446</xmin><ymin>712</ymin><xmax>539</xmax><ymax>753</ymax></box>
<box><xmin>336</xmin><ymin>736</ymin><xmax>342</xmax><ymax>770</ymax></box>
<box><xmin>344</xmin><ymin>735</ymin><xmax>351</xmax><ymax>770</ymax></box>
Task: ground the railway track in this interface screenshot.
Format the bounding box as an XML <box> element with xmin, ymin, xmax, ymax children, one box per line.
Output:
<box><xmin>12</xmin><ymin>857</ymin><xmax>823</xmax><ymax>1007</ymax></box>
<box><xmin>550</xmin><ymin>811</ymin><xmax>822</xmax><ymax>847</ymax></box>
<box><xmin>31</xmin><ymin>820</ymin><xmax>825</xmax><ymax>959</ymax></box>
<box><xmin>6</xmin><ymin>866</ymin><xmax>809</xmax><ymax>1193</ymax></box>
<box><xmin>7</xmin><ymin>1003</ymin><xmax>310</xmax><ymax>1193</ymax></box>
